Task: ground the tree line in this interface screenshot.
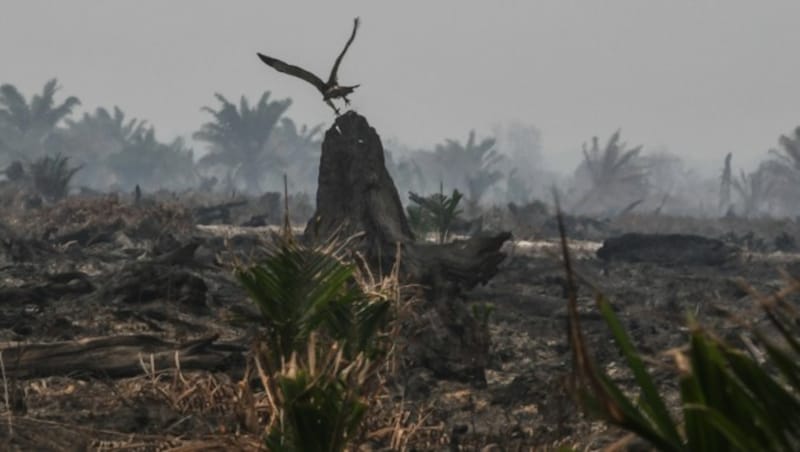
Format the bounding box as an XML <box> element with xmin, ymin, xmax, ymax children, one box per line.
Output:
<box><xmin>0</xmin><ymin>79</ymin><xmax>321</xmax><ymax>196</ymax></box>
<box><xmin>2</xmin><ymin>78</ymin><xmax>800</xmax><ymax>218</ymax></box>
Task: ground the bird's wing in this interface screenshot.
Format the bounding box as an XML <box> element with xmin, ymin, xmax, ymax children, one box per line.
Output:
<box><xmin>257</xmin><ymin>53</ymin><xmax>326</xmax><ymax>92</ymax></box>
<box><xmin>328</xmin><ymin>17</ymin><xmax>360</xmax><ymax>84</ymax></box>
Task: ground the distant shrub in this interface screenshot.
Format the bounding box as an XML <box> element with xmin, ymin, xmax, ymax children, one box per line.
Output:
<box><xmin>29</xmin><ymin>153</ymin><xmax>81</xmax><ymax>201</ymax></box>
<box><xmin>407</xmin><ymin>183</ymin><xmax>464</xmax><ymax>243</ymax></box>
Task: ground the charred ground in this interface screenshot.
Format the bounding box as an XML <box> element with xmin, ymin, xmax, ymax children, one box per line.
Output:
<box><xmin>0</xmin><ymin>161</ymin><xmax>798</xmax><ymax>450</ymax></box>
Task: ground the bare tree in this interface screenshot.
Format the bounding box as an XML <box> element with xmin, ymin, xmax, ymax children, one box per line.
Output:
<box><xmin>719</xmin><ymin>152</ymin><xmax>733</xmax><ymax>213</ymax></box>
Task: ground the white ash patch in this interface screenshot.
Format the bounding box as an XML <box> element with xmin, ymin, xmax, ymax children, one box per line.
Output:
<box><xmin>504</xmin><ymin>239</ymin><xmax>602</xmax><ymax>258</ymax></box>
<box><xmin>195</xmin><ymin>224</ymin><xmax>304</xmax><ymax>238</ymax></box>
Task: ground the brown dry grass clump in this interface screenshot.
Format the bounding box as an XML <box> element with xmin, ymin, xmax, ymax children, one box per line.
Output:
<box><xmin>8</xmin><ymin>196</ymin><xmax>193</xmax><ymax>240</ymax></box>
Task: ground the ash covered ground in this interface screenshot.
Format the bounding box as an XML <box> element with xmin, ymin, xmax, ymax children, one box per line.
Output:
<box><xmin>0</xmin><ymin>191</ymin><xmax>798</xmax><ymax>451</ymax></box>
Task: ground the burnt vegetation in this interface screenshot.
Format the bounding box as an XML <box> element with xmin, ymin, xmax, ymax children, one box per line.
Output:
<box><xmin>2</xmin><ymin>23</ymin><xmax>800</xmax><ymax>452</ymax></box>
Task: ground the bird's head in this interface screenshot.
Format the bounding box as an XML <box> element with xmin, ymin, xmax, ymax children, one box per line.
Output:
<box><xmin>324</xmin><ymin>84</ymin><xmax>360</xmax><ymax>100</ymax></box>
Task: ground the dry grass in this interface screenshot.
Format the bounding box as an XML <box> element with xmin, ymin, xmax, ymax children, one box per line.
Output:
<box><xmin>0</xmin><ymin>371</ymin><xmax>267</xmax><ymax>451</ymax></box>
<box><xmin>4</xmin><ymin>196</ymin><xmax>193</xmax><ymax>243</ymax></box>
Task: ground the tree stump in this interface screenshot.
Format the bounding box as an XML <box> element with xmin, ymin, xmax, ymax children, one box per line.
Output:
<box><xmin>305</xmin><ymin>112</ymin><xmax>511</xmax><ymax>385</ymax></box>
<box><xmin>305</xmin><ymin>112</ymin><xmax>413</xmax><ymax>251</ymax></box>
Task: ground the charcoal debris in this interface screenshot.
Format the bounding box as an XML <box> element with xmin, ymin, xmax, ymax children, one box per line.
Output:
<box><xmin>597</xmin><ymin>232</ymin><xmax>739</xmax><ymax>266</ymax></box>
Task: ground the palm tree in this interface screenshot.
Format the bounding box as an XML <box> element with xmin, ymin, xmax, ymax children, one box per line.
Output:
<box><xmin>29</xmin><ymin>153</ymin><xmax>82</xmax><ymax>201</ymax></box>
<box><xmin>574</xmin><ymin>130</ymin><xmax>648</xmax><ymax>213</ymax></box>
<box><xmin>65</xmin><ymin>106</ymin><xmax>147</xmax><ymax>152</ymax></box>
<box><xmin>63</xmin><ymin>106</ymin><xmax>148</xmax><ymax>188</ymax></box>
<box><xmin>732</xmin><ymin>165</ymin><xmax>775</xmax><ymax>217</ymax></box>
<box><xmin>433</xmin><ymin>130</ymin><xmax>504</xmax><ymax>207</ymax></box>
<box><xmin>385</xmin><ymin>151</ymin><xmax>427</xmax><ymax>202</ymax></box>
<box><xmin>267</xmin><ymin>117</ymin><xmax>323</xmax><ymax>193</ymax></box>
<box><xmin>272</xmin><ymin>118</ymin><xmax>322</xmax><ymax>153</ymax></box>
<box><xmin>582</xmin><ymin>131</ymin><xmax>646</xmax><ymax>192</ymax></box>
<box><xmin>105</xmin><ymin>127</ymin><xmax>196</xmax><ymax>190</ymax></box>
<box><xmin>760</xmin><ymin>126</ymin><xmax>800</xmax><ymax>215</ymax></box>
<box><xmin>0</xmin><ymin>79</ymin><xmax>80</xmax><ymax>161</ymax></box>
<box><xmin>194</xmin><ymin>92</ymin><xmax>291</xmax><ymax>193</ymax></box>
<box><xmin>768</xmin><ymin>126</ymin><xmax>800</xmax><ymax>179</ymax></box>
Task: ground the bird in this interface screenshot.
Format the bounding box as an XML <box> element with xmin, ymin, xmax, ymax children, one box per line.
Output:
<box><xmin>257</xmin><ymin>17</ymin><xmax>361</xmax><ymax>115</ymax></box>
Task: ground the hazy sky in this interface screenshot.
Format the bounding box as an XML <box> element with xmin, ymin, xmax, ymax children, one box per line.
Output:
<box><xmin>3</xmin><ymin>0</ymin><xmax>799</xmax><ymax>174</ymax></box>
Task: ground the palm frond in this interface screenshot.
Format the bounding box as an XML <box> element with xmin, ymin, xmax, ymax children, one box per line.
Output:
<box><xmin>29</xmin><ymin>153</ymin><xmax>82</xmax><ymax>200</ymax></box>
<box><xmin>0</xmin><ymin>83</ymin><xmax>32</xmax><ymax>131</ymax></box>
<box><xmin>194</xmin><ymin>91</ymin><xmax>292</xmax><ymax>191</ymax></box>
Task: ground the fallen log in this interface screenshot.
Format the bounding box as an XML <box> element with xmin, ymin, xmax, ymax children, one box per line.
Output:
<box><xmin>192</xmin><ymin>200</ymin><xmax>248</xmax><ymax>225</ymax></box>
<box><xmin>52</xmin><ymin>218</ymin><xmax>125</xmax><ymax>246</ymax></box>
<box><xmin>93</xmin><ymin>241</ymin><xmax>208</xmax><ymax>312</ymax></box>
<box><xmin>0</xmin><ymin>272</ymin><xmax>94</xmax><ymax>304</ymax></box>
<box><xmin>97</xmin><ymin>263</ymin><xmax>208</xmax><ymax>310</ymax></box>
<box><xmin>597</xmin><ymin>233</ymin><xmax>739</xmax><ymax>266</ymax></box>
<box><xmin>0</xmin><ymin>334</ymin><xmax>245</xmax><ymax>379</ymax></box>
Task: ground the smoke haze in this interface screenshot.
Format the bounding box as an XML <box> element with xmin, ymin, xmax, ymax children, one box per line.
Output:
<box><xmin>3</xmin><ymin>0</ymin><xmax>799</xmax><ymax>174</ymax></box>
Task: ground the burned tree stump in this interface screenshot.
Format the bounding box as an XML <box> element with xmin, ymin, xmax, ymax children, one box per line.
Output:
<box><xmin>305</xmin><ymin>112</ymin><xmax>413</xmax><ymax>250</ymax></box>
<box><xmin>305</xmin><ymin>112</ymin><xmax>511</xmax><ymax>385</ymax></box>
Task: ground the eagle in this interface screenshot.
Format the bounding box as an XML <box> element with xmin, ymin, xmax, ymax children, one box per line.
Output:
<box><xmin>257</xmin><ymin>17</ymin><xmax>361</xmax><ymax>115</ymax></box>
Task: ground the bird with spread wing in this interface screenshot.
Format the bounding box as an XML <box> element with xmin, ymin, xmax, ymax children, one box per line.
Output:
<box><xmin>257</xmin><ymin>17</ymin><xmax>360</xmax><ymax>115</ymax></box>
